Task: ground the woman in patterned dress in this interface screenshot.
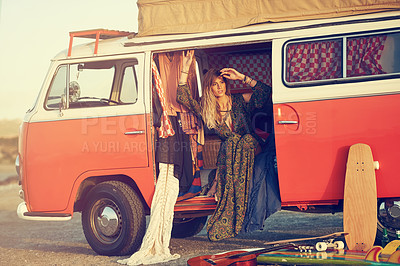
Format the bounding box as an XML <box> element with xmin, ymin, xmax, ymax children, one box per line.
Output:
<box><xmin>177</xmin><ymin>50</ymin><xmax>273</xmax><ymax>241</ymax></box>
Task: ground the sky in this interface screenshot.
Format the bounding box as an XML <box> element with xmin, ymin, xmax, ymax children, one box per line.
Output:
<box><xmin>0</xmin><ymin>0</ymin><xmax>138</xmax><ymax>120</ymax></box>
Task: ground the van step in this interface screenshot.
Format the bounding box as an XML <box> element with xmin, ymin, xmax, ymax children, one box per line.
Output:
<box><xmin>174</xmin><ymin>196</ymin><xmax>217</xmax><ymax>212</ymax></box>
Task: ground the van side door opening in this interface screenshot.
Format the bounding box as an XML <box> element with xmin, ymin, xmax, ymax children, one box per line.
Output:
<box><xmin>151</xmin><ymin>42</ymin><xmax>274</xmax><ymax>201</ymax></box>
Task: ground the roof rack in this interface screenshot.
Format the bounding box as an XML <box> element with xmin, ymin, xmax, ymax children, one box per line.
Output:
<box><xmin>68</xmin><ymin>29</ymin><xmax>132</xmax><ymax>57</ymax></box>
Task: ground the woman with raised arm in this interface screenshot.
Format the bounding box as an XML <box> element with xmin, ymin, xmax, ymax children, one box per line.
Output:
<box><xmin>177</xmin><ymin>50</ymin><xmax>275</xmax><ymax>241</ymax></box>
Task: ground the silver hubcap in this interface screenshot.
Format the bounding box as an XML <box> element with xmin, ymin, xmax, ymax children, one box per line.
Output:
<box><xmin>91</xmin><ymin>199</ymin><xmax>122</xmax><ymax>243</ymax></box>
<box><xmin>98</xmin><ymin>206</ymin><xmax>119</xmax><ymax>236</ymax></box>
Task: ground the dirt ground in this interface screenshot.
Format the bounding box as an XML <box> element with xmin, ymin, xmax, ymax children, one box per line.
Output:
<box><xmin>0</xmin><ymin>177</ymin><xmax>345</xmax><ymax>266</ymax></box>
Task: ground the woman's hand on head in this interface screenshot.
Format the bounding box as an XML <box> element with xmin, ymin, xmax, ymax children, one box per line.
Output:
<box><xmin>220</xmin><ymin>68</ymin><xmax>245</xmax><ymax>81</ymax></box>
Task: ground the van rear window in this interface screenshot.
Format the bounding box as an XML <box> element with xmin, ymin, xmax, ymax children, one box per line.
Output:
<box><xmin>284</xmin><ymin>31</ymin><xmax>400</xmax><ymax>86</ymax></box>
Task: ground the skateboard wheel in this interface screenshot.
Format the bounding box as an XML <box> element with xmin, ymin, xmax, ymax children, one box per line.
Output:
<box><xmin>316</xmin><ymin>242</ymin><xmax>328</xmax><ymax>252</ymax></box>
<box><xmin>374</xmin><ymin>161</ymin><xmax>380</xmax><ymax>170</ymax></box>
<box><xmin>334</xmin><ymin>241</ymin><xmax>345</xmax><ymax>250</ymax></box>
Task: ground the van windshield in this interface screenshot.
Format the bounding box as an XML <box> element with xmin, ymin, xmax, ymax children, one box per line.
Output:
<box><xmin>45</xmin><ymin>60</ymin><xmax>138</xmax><ymax>109</ymax></box>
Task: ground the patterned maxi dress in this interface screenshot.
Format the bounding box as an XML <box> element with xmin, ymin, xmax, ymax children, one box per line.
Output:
<box><xmin>177</xmin><ymin>81</ymin><xmax>272</xmax><ymax>241</ymax></box>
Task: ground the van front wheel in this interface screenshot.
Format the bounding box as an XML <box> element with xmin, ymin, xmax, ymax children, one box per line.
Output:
<box><xmin>82</xmin><ymin>181</ymin><xmax>146</xmax><ymax>256</ymax></box>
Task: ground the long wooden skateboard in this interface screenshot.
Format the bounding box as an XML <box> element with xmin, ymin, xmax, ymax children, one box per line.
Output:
<box><xmin>343</xmin><ymin>143</ymin><xmax>378</xmax><ymax>251</ymax></box>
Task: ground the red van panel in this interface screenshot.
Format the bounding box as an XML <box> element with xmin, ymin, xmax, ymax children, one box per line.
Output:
<box><xmin>274</xmin><ymin>93</ymin><xmax>400</xmax><ymax>204</ymax></box>
<box><xmin>24</xmin><ymin>114</ymin><xmax>152</xmax><ymax>212</ymax></box>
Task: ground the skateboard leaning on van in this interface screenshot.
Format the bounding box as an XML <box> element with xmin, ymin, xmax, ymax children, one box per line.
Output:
<box><xmin>343</xmin><ymin>143</ymin><xmax>378</xmax><ymax>252</ymax></box>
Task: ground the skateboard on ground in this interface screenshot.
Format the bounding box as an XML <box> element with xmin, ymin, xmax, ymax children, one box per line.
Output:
<box><xmin>257</xmin><ymin>249</ymin><xmax>385</xmax><ymax>265</ymax></box>
<box><xmin>263</xmin><ymin>231</ymin><xmax>348</xmax><ymax>252</ymax></box>
<box><xmin>343</xmin><ymin>143</ymin><xmax>378</xmax><ymax>251</ymax></box>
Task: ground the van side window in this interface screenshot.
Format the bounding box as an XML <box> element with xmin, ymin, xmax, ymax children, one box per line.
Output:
<box><xmin>45</xmin><ymin>65</ymin><xmax>68</xmax><ymax>109</ymax></box>
<box><xmin>286</xmin><ymin>39</ymin><xmax>342</xmax><ymax>83</ymax></box>
<box><xmin>347</xmin><ymin>35</ymin><xmax>387</xmax><ymax>77</ymax></box>
<box><xmin>362</xmin><ymin>32</ymin><xmax>400</xmax><ymax>75</ymax></box>
<box><xmin>119</xmin><ymin>65</ymin><xmax>138</xmax><ymax>104</ymax></box>
<box><xmin>284</xmin><ymin>31</ymin><xmax>400</xmax><ymax>86</ymax></box>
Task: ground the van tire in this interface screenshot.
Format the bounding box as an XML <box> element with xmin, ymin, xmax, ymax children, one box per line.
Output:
<box><xmin>171</xmin><ymin>216</ymin><xmax>208</xmax><ymax>238</ymax></box>
<box><xmin>82</xmin><ymin>181</ymin><xmax>146</xmax><ymax>256</ymax></box>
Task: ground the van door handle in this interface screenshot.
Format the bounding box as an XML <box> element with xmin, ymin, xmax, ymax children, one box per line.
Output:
<box><xmin>124</xmin><ymin>130</ymin><xmax>145</xmax><ymax>135</ymax></box>
<box><xmin>277</xmin><ymin>120</ymin><xmax>298</xmax><ymax>125</ymax></box>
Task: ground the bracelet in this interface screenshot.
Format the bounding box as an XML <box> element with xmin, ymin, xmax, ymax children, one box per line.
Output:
<box><xmin>181</xmin><ymin>70</ymin><xmax>189</xmax><ymax>74</ymax></box>
<box><xmin>242</xmin><ymin>75</ymin><xmax>254</xmax><ymax>85</ymax></box>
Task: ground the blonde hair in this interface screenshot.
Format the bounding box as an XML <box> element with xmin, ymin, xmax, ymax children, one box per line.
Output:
<box><xmin>200</xmin><ymin>69</ymin><xmax>230</xmax><ymax>129</ymax></box>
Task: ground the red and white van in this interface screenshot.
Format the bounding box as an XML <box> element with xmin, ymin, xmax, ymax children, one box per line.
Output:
<box><xmin>16</xmin><ymin>11</ymin><xmax>400</xmax><ymax>255</ymax></box>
